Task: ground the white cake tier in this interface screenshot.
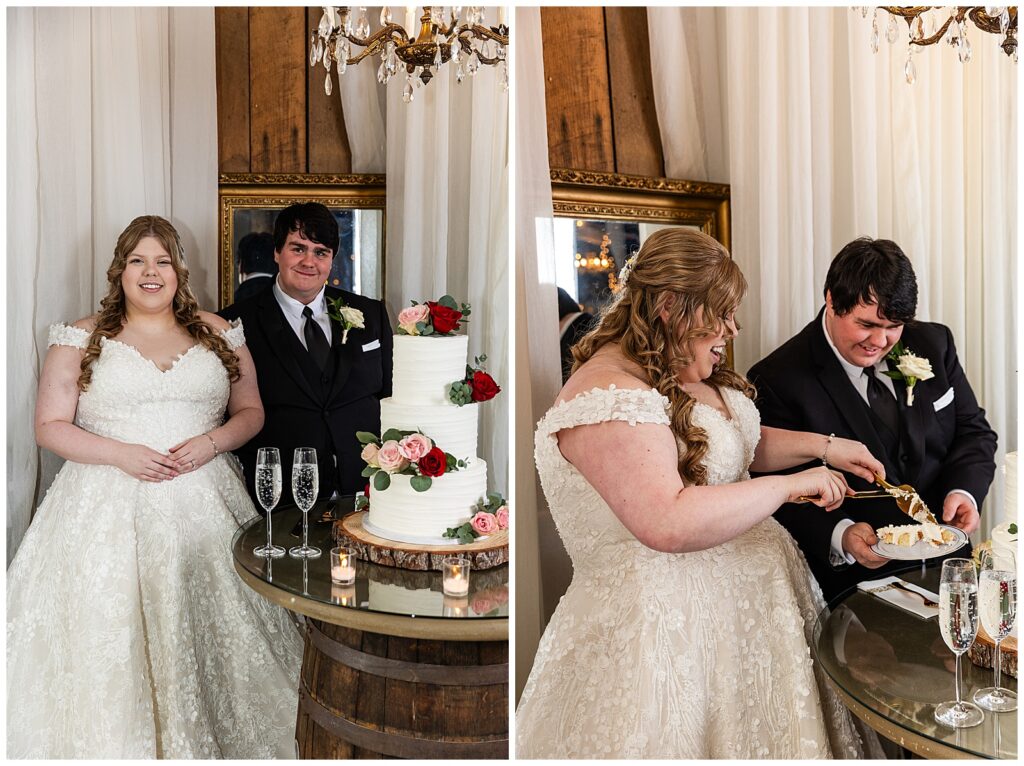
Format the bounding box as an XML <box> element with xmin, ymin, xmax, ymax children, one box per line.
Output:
<box><xmin>367</xmin><ymin>459</ymin><xmax>488</xmax><ymax>545</ymax></box>
<box><xmin>380</xmin><ymin>398</ymin><xmax>478</xmax><ymax>463</ymax></box>
<box><xmin>367</xmin><ymin>581</ymin><xmax>443</xmax><ymax>617</ymax></box>
<box><xmin>391</xmin><ymin>334</ymin><xmax>468</xmax><ymax>406</ymax></box>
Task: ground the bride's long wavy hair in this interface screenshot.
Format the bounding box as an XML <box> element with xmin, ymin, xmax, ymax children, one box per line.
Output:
<box><xmin>571</xmin><ymin>228</ymin><xmax>755</xmax><ymax>486</ymax></box>
<box><xmin>78</xmin><ymin>215</ymin><xmax>240</xmax><ymax>390</ymax></box>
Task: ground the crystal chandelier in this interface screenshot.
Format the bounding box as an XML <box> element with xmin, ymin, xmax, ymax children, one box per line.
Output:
<box><xmin>855</xmin><ymin>6</ymin><xmax>1018</xmax><ymax>84</ymax></box>
<box><xmin>309</xmin><ymin>6</ymin><xmax>510</xmax><ymax>103</ymax></box>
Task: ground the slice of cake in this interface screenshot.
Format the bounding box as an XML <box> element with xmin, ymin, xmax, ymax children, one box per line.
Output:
<box><xmin>876</xmin><ymin>522</ymin><xmax>956</xmax><ymax>547</ymax></box>
<box><xmin>877</xmin><ymin>524</ymin><xmax>922</xmax><ymax>546</ymax></box>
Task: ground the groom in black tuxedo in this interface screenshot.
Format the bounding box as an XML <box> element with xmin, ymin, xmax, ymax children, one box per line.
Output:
<box><xmin>220</xmin><ymin>202</ymin><xmax>392</xmax><ymax>507</ymax></box>
<box><xmin>748</xmin><ymin>238</ymin><xmax>996</xmax><ymax>603</ymax></box>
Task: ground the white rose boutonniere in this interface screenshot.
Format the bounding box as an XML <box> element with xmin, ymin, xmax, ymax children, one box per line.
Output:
<box><xmin>326</xmin><ymin>295</ymin><xmax>365</xmax><ymax>344</ymax></box>
<box><xmin>882</xmin><ymin>341</ymin><xmax>935</xmax><ymax>406</ymax></box>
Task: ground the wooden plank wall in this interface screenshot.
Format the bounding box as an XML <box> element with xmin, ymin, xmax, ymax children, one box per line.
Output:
<box><xmin>215</xmin><ymin>7</ymin><xmax>352</xmax><ymax>174</ymax></box>
<box><xmin>540</xmin><ymin>7</ymin><xmax>664</xmax><ymax>177</ymax></box>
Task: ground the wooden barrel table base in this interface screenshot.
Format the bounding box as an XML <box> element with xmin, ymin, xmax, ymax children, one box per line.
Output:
<box><xmin>333</xmin><ymin>511</ymin><xmax>509</xmax><ymax>571</ymax></box>
<box><xmin>296</xmin><ymin>618</ymin><xmax>509</xmax><ymax>759</ymax></box>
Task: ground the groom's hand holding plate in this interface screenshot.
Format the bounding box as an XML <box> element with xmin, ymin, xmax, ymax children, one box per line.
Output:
<box><xmin>842</xmin><ymin>522</ymin><xmax>889</xmax><ymax>568</ymax></box>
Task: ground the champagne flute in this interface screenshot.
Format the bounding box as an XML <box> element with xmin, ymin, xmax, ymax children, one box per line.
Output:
<box><xmin>289</xmin><ymin>447</ymin><xmax>321</xmax><ymax>559</ymax></box>
<box><xmin>253</xmin><ymin>447</ymin><xmax>285</xmax><ymax>558</ymax></box>
<box><xmin>974</xmin><ymin>548</ymin><xmax>1017</xmax><ymax>712</ymax></box>
<box><xmin>935</xmin><ymin>558</ymin><xmax>984</xmax><ymax>728</ymax></box>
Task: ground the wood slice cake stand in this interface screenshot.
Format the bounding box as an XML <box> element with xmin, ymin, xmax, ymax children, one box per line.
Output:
<box><xmin>968</xmin><ymin>623</ymin><xmax>1018</xmax><ymax>678</ymax></box>
<box><xmin>334</xmin><ymin>511</ymin><xmax>509</xmax><ymax>571</ymax></box>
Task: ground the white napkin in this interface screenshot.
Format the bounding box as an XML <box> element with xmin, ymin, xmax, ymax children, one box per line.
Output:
<box><xmin>858</xmin><ymin>575</ymin><xmax>940</xmax><ymax>619</ymax></box>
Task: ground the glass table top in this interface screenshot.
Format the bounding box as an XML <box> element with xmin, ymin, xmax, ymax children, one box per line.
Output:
<box><xmin>231</xmin><ymin>498</ymin><xmax>509</xmax><ymax>622</ymax></box>
<box><xmin>814</xmin><ymin>565</ymin><xmax>1016</xmax><ymax>759</ymax></box>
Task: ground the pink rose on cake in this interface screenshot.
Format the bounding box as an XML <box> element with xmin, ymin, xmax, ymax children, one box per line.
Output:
<box><xmin>495</xmin><ymin>505</ymin><xmax>509</xmax><ymax>530</ymax></box>
<box><xmin>360</xmin><ymin>442</ymin><xmax>380</xmax><ymax>467</ymax></box>
<box><xmin>376</xmin><ymin>440</ymin><xmax>409</xmax><ymax>473</ymax></box>
<box><xmin>398</xmin><ymin>433</ymin><xmax>432</xmax><ymax>461</ymax></box>
<box><xmin>397</xmin><ymin>304</ymin><xmax>430</xmax><ymax>335</ymax></box>
<box><xmin>470</xmin><ymin>511</ymin><xmax>498</xmax><ymax>536</ymax></box>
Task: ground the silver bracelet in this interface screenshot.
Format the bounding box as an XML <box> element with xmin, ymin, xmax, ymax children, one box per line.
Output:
<box><xmin>205</xmin><ymin>433</ymin><xmax>219</xmax><ymax>457</ymax></box>
<box><xmin>821</xmin><ymin>433</ymin><xmax>835</xmax><ymax>466</ymax></box>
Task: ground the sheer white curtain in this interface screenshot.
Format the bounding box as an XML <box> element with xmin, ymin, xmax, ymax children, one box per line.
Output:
<box><xmin>513</xmin><ymin>7</ymin><xmax>565</xmax><ymax>702</ymax></box>
<box><xmin>647</xmin><ymin>6</ymin><xmax>1016</xmax><ymax>539</ymax></box>
<box><xmin>337</xmin><ymin>7</ymin><xmax>387</xmax><ymax>174</ymax></box>
<box><xmin>7</xmin><ymin>7</ymin><xmax>219</xmax><ymax>562</ymax></box>
<box><xmin>378</xmin><ymin>6</ymin><xmax>509</xmax><ymax>496</ymax></box>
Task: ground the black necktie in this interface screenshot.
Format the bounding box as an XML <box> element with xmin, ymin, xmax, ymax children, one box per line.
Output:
<box><xmin>302</xmin><ymin>306</ymin><xmax>331</xmax><ymax>371</ymax></box>
<box><xmin>864</xmin><ymin>365</ymin><xmax>900</xmax><ymax>437</ymax></box>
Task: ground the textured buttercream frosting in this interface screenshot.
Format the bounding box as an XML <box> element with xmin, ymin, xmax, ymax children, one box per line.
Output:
<box><xmin>391</xmin><ymin>334</ymin><xmax>469</xmax><ymax>405</ymax></box>
<box><xmin>368</xmin><ymin>460</ymin><xmax>489</xmax><ymax>544</ymax></box>
<box><xmin>369</xmin><ymin>331</ymin><xmax>495</xmax><ymax>544</ymax></box>
<box><xmin>380</xmin><ymin>397</ymin><xmax>478</xmax><ymax>463</ymax></box>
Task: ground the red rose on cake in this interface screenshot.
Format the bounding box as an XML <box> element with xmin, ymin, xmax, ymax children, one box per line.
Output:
<box><xmin>426</xmin><ymin>301</ymin><xmax>463</xmax><ymax>334</ymax></box>
<box><xmin>470</xmin><ymin>370</ymin><xmax>501</xmax><ymax>402</ymax></box>
<box><xmin>417</xmin><ymin>446</ymin><xmax>447</xmax><ymax>477</ymax></box>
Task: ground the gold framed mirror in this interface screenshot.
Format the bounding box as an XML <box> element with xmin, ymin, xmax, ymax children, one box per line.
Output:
<box><xmin>218</xmin><ymin>173</ymin><xmax>387</xmax><ymax>309</ymax></box>
<box><xmin>550</xmin><ymin>168</ymin><xmax>734</xmax><ymax>368</ymax></box>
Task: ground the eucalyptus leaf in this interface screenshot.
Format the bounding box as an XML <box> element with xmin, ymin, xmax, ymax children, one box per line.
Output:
<box><xmin>410</xmin><ymin>475</ymin><xmax>432</xmax><ymax>492</ymax></box>
<box><xmin>361</xmin><ymin>466</ymin><xmax>376</xmax><ymax>477</ymax></box>
<box><xmin>381</xmin><ymin>428</ymin><xmax>404</xmax><ymax>443</ymax></box>
<box><xmin>373</xmin><ymin>471</ymin><xmax>391</xmax><ymax>491</ymax></box>
<box><xmin>356</xmin><ymin>431</ymin><xmax>379</xmax><ymax>445</ymax></box>
<box><xmin>438</xmin><ymin>294</ymin><xmax>458</xmax><ymax>310</ymax></box>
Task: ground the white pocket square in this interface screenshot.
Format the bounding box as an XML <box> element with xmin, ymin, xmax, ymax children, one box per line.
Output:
<box><xmin>933</xmin><ymin>386</ymin><xmax>954</xmax><ymax>411</ymax></box>
<box><xmin>361</xmin><ymin>339</ymin><xmax>381</xmax><ymax>352</ymax></box>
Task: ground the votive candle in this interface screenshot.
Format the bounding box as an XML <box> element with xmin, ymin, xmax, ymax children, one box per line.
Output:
<box><xmin>331</xmin><ymin>547</ymin><xmax>357</xmax><ymax>585</ymax></box>
<box><xmin>442</xmin><ymin>555</ymin><xmax>471</xmax><ymax>597</ymax></box>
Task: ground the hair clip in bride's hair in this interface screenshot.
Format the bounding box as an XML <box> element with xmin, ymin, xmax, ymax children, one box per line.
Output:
<box><xmin>618</xmin><ymin>253</ymin><xmax>639</xmax><ymax>287</ymax></box>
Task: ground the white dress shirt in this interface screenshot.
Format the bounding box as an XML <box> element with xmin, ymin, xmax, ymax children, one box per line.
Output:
<box><xmin>820</xmin><ymin>312</ymin><xmax>975</xmax><ymax>566</ymax></box>
<box><xmin>273</xmin><ymin>277</ymin><xmax>333</xmax><ymax>349</ymax></box>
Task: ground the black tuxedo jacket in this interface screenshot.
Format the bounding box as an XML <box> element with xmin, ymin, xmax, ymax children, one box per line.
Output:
<box><xmin>747</xmin><ymin>309</ymin><xmax>996</xmax><ymax>602</ymax></box>
<box><xmin>219</xmin><ymin>284</ymin><xmax>392</xmax><ymax>507</ymax></box>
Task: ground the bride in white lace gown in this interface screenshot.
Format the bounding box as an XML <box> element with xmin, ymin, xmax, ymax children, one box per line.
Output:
<box><xmin>516</xmin><ymin>229</ymin><xmax>887</xmax><ymax>759</ymax></box>
<box><xmin>7</xmin><ymin>216</ymin><xmax>302</xmax><ymax>759</ymax></box>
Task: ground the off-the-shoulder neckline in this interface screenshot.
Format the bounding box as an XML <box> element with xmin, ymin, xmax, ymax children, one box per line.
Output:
<box><xmin>545</xmin><ymin>383</ymin><xmax>743</xmax><ymax>424</ymax></box>
<box><xmin>544</xmin><ymin>384</ymin><xmax>668</xmax><ymax>417</ymax></box>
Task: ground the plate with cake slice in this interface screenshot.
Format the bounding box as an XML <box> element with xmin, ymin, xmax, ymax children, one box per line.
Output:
<box><xmin>870</xmin><ymin>522</ymin><xmax>969</xmax><ymax>560</ymax></box>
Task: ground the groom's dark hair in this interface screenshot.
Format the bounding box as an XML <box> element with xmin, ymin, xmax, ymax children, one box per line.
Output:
<box><xmin>824</xmin><ymin>237</ymin><xmax>917</xmax><ymax>323</ymax></box>
<box><xmin>273</xmin><ymin>202</ymin><xmax>339</xmax><ymax>257</ymax></box>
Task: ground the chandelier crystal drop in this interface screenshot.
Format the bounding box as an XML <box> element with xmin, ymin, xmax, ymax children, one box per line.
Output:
<box><xmin>310</xmin><ymin>5</ymin><xmax>510</xmax><ymax>99</ymax></box>
<box><xmin>855</xmin><ymin>6</ymin><xmax>1017</xmax><ymax>82</ymax></box>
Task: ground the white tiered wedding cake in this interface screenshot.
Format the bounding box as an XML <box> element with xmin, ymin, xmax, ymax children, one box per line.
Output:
<box><xmin>358</xmin><ymin>297</ymin><xmax>504</xmax><ymax>546</ymax></box>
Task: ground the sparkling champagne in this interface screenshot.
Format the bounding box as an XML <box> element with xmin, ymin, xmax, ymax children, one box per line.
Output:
<box><xmin>292</xmin><ymin>465</ymin><xmax>319</xmax><ymax>512</ymax></box>
<box><xmin>939</xmin><ymin>581</ymin><xmax>979</xmax><ymax>654</ymax></box>
<box><xmin>979</xmin><ymin>570</ymin><xmax>1016</xmax><ymax>641</ymax></box>
<box><xmin>255</xmin><ymin>464</ymin><xmax>282</xmax><ymax>512</ymax></box>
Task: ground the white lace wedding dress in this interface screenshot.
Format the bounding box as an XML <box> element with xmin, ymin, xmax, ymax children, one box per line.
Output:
<box><xmin>516</xmin><ymin>385</ymin><xmax>882</xmax><ymax>759</ymax></box>
<box><xmin>6</xmin><ymin>322</ymin><xmax>303</xmax><ymax>759</ymax></box>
